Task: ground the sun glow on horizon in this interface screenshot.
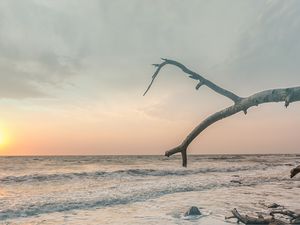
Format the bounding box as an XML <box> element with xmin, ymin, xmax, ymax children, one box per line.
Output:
<box><xmin>0</xmin><ymin>128</ymin><xmax>11</xmax><ymax>152</ymax></box>
<box><xmin>0</xmin><ymin>133</ymin><xmax>4</xmax><ymax>145</ymax></box>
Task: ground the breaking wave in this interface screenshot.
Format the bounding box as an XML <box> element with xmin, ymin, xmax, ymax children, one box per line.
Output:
<box><xmin>0</xmin><ymin>164</ymin><xmax>274</xmax><ymax>184</ymax></box>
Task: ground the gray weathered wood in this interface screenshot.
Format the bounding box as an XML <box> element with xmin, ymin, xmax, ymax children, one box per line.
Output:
<box><xmin>144</xmin><ymin>59</ymin><xmax>300</xmax><ymax>167</ymax></box>
<box><xmin>228</xmin><ymin>207</ymin><xmax>300</xmax><ymax>225</ymax></box>
<box><xmin>230</xmin><ymin>208</ymin><xmax>288</xmax><ymax>225</ymax></box>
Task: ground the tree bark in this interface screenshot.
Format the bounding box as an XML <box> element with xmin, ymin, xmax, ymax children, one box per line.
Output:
<box><xmin>144</xmin><ymin>59</ymin><xmax>300</xmax><ymax>167</ymax></box>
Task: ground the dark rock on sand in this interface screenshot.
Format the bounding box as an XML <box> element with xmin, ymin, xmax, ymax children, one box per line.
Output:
<box><xmin>267</xmin><ymin>203</ymin><xmax>280</xmax><ymax>208</ymax></box>
<box><xmin>230</xmin><ymin>180</ymin><xmax>242</xmax><ymax>184</ymax></box>
<box><xmin>184</xmin><ymin>206</ymin><xmax>201</xmax><ymax>216</ymax></box>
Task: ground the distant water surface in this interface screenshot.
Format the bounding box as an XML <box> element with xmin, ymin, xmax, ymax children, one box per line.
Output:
<box><xmin>0</xmin><ymin>155</ymin><xmax>299</xmax><ymax>224</ymax></box>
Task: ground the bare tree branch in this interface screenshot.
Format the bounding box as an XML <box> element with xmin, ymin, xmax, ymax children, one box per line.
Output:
<box><xmin>143</xmin><ymin>58</ymin><xmax>242</xmax><ymax>103</ymax></box>
<box><xmin>144</xmin><ymin>59</ymin><xmax>300</xmax><ymax>167</ymax></box>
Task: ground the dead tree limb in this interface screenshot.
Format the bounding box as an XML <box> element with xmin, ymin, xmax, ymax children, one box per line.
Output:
<box><xmin>144</xmin><ymin>59</ymin><xmax>242</xmax><ymax>103</ymax></box>
<box><xmin>230</xmin><ymin>208</ymin><xmax>289</xmax><ymax>225</ymax></box>
<box><xmin>270</xmin><ymin>209</ymin><xmax>299</xmax><ymax>222</ymax></box>
<box><xmin>144</xmin><ymin>59</ymin><xmax>300</xmax><ymax>167</ymax></box>
<box><xmin>290</xmin><ymin>165</ymin><xmax>300</xmax><ymax>178</ymax></box>
<box><xmin>228</xmin><ymin>206</ymin><xmax>300</xmax><ymax>225</ymax></box>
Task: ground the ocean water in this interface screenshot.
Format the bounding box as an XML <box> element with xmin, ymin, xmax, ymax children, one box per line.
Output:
<box><xmin>0</xmin><ymin>155</ymin><xmax>299</xmax><ymax>224</ymax></box>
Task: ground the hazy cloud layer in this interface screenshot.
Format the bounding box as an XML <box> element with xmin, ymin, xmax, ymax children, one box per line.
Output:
<box><xmin>0</xmin><ymin>0</ymin><xmax>276</xmax><ymax>99</ymax></box>
<box><xmin>1</xmin><ymin>0</ymin><xmax>300</xmax><ymax>117</ymax></box>
<box><xmin>0</xmin><ymin>0</ymin><xmax>82</xmax><ymax>98</ymax></box>
<box><xmin>229</xmin><ymin>0</ymin><xmax>300</xmax><ymax>91</ymax></box>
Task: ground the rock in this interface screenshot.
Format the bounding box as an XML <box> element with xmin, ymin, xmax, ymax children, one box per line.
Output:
<box><xmin>184</xmin><ymin>206</ymin><xmax>201</xmax><ymax>216</ymax></box>
<box><xmin>230</xmin><ymin>180</ymin><xmax>242</xmax><ymax>184</ymax></box>
<box><xmin>267</xmin><ymin>203</ymin><xmax>280</xmax><ymax>208</ymax></box>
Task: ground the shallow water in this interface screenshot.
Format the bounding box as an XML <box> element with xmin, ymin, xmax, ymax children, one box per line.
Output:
<box><xmin>0</xmin><ymin>155</ymin><xmax>299</xmax><ymax>224</ymax></box>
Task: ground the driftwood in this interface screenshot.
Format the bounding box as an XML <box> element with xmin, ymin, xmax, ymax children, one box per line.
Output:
<box><xmin>227</xmin><ymin>206</ymin><xmax>300</xmax><ymax>225</ymax></box>
<box><xmin>144</xmin><ymin>59</ymin><xmax>300</xmax><ymax>167</ymax></box>
<box><xmin>290</xmin><ymin>165</ymin><xmax>300</xmax><ymax>178</ymax></box>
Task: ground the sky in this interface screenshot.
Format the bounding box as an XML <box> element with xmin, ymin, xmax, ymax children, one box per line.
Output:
<box><xmin>0</xmin><ymin>0</ymin><xmax>300</xmax><ymax>155</ymax></box>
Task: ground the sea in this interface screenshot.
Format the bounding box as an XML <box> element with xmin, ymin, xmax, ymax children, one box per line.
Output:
<box><xmin>0</xmin><ymin>154</ymin><xmax>299</xmax><ymax>224</ymax></box>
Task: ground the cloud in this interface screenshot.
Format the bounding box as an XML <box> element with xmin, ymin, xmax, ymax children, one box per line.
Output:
<box><xmin>228</xmin><ymin>0</ymin><xmax>300</xmax><ymax>90</ymax></box>
<box><xmin>0</xmin><ymin>0</ymin><xmax>82</xmax><ymax>99</ymax></box>
<box><xmin>1</xmin><ymin>0</ymin><xmax>299</xmax><ymax>101</ymax></box>
<box><xmin>0</xmin><ymin>59</ymin><xmax>46</xmax><ymax>99</ymax></box>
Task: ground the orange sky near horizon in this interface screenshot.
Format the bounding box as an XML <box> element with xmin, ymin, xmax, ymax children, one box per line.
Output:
<box><xmin>1</xmin><ymin>99</ymin><xmax>299</xmax><ymax>156</ymax></box>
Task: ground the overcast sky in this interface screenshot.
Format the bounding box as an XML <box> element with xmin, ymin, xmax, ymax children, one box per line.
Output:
<box><xmin>0</xmin><ymin>0</ymin><xmax>300</xmax><ymax>155</ymax></box>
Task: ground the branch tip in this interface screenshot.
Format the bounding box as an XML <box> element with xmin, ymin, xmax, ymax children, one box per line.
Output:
<box><xmin>146</xmin><ymin>58</ymin><xmax>242</xmax><ymax>103</ymax></box>
<box><xmin>189</xmin><ymin>74</ymin><xmax>199</xmax><ymax>80</ymax></box>
<box><xmin>195</xmin><ymin>81</ymin><xmax>204</xmax><ymax>90</ymax></box>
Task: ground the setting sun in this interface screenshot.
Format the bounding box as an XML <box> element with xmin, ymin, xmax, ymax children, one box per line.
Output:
<box><xmin>0</xmin><ymin>129</ymin><xmax>10</xmax><ymax>150</ymax></box>
<box><xmin>0</xmin><ymin>132</ymin><xmax>5</xmax><ymax>145</ymax></box>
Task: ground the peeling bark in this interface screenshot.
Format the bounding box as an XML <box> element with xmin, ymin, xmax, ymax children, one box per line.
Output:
<box><xmin>144</xmin><ymin>59</ymin><xmax>300</xmax><ymax>167</ymax></box>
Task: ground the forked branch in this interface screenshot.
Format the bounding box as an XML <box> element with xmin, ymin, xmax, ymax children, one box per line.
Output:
<box><xmin>144</xmin><ymin>58</ymin><xmax>242</xmax><ymax>103</ymax></box>
<box><xmin>144</xmin><ymin>59</ymin><xmax>300</xmax><ymax>167</ymax></box>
